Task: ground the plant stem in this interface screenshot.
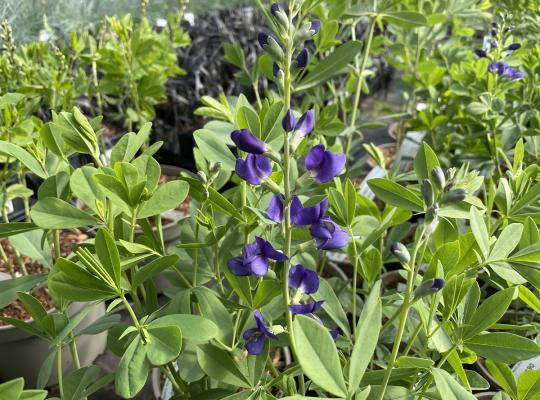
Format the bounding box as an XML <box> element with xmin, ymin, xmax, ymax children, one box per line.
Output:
<box><xmin>376</xmin><ymin>229</ymin><xmax>426</xmax><ymax>400</ymax></box>
<box><xmin>69</xmin><ymin>333</ymin><xmax>81</xmax><ymax>369</ymax></box>
<box><xmin>57</xmin><ymin>346</ymin><xmax>64</xmax><ymax>399</ymax></box>
<box><xmin>53</xmin><ymin>229</ymin><xmax>61</xmax><ymax>260</ymax></box>
<box><xmin>344</xmin><ymin>15</ymin><xmax>377</xmax><ymax>168</ymax></box>
<box><xmin>167</xmin><ymin>361</ymin><xmax>191</xmax><ymax>396</ymax></box>
<box><xmin>348</xmin><ymin>227</ymin><xmax>361</xmax><ymax>338</ymax></box>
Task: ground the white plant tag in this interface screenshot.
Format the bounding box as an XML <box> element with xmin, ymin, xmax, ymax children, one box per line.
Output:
<box><xmin>360</xmin><ymin>166</ymin><xmax>385</xmax><ymax>199</ymax></box>
<box><xmin>513</xmin><ymin>355</ymin><xmax>540</xmax><ymax>379</ymax></box>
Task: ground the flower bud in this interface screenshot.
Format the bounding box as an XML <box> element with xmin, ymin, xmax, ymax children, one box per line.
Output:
<box><xmin>508</xmin><ymin>43</ymin><xmax>521</xmax><ymax>51</ymax></box>
<box><xmin>294</xmin><ymin>19</ymin><xmax>321</xmax><ymax>43</ymax></box>
<box><xmin>282</xmin><ymin>109</ymin><xmax>296</xmax><ymax>132</ymax></box>
<box><xmin>258</xmin><ymin>32</ymin><xmax>284</xmax><ymax>62</ymax></box>
<box><xmin>296</xmin><ymin>48</ymin><xmax>309</xmax><ymax>69</ymax></box>
<box><xmin>391</xmin><ymin>242</ymin><xmax>410</xmax><ymax>264</ymax></box>
<box><xmin>142</xmin><ymin>187</ymin><xmax>152</xmax><ymax>201</ymax></box>
<box><xmin>270</xmin><ymin>3</ymin><xmax>289</xmax><ymax>29</ymax></box>
<box><xmin>209</xmin><ymin>161</ymin><xmax>222</xmax><ymax>175</ymax></box>
<box><xmin>474</xmin><ymin>49</ymin><xmax>488</xmax><ymax>58</ymax></box>
<box><xmin>431</xmin><ymin>167</ymin><xmax>445</xmax><ymax>191</ymax></box>
<box><xmin>441</xmin><ymin>189</ymin><xmax>468</xmax><ymax>204</ymax></box>
<box><xmin>197</xmin><ymin>170</ymin><xmax>207</xmax><ymax>183</ymax></box>
<box><xmin>421</xmin><ymin>179</ymin><xmax>434</xmax><ymax>207</ymax></box>
<box><xmin>414</xmin><ymin>278</ymin><xmax>445</xmax><ymax>299</ymax></box>
<box><xmin>425</xmin><ymin>203</ymin><xmax>439</xmax><ymax>234</ymax></box>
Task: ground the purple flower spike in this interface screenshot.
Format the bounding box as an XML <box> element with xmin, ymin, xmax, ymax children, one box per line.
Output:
<box><xmin>290</xmin><ymin>196</ymin><xmax>328</xmax><ymax>226</ymax></box>
<box><xmin>310</xmin><ymin>217</ymin><xmax>349</xmax><ymax>250</ymax></box>
<box><xmin>282</xmin><ymin>109</ymin><xmax>296</xmax><ymax>132</ymax></box>
<box><xmin>294</xmin><ymin>109</ymin><xmax>315</xmax><ymax>137</ymax></box>
<box><xmin>305</xmin><ymin>144</ymin><xmax>346</xmax><ymax>183</ymax></box>
<box><xmin>289</xmin><ymin>264</ymin><xmax>319</xmax><ymax>294</ymax></box>
<box><xmin>289</xmin><ymin>300</ymin><xmax>324</xmax><ymax>315</ymax></box>
<box><xmin>267</xmin><ymin>194</ymin><xmax>284</xmax><ymax>222</ymax></box>
<box><xmin>243</xmin><ymin>310</ymin><xmax>277</xmax><ymax>355</ymax></box>
<box><xmin>310</xmin><ymin>19</ymin><xmax>321</xmax><ymax>34</ymax></box>
<box><xmin>228</xmin><ymin>236</ymin><xmax>287</xmax><ymax>277</ymax></box>
<box><xmin>296</xmin><ymin>49</ymin><xmax>309</xmax><ymax>69</ymax></box>
<box><xmin>231</xmin><ymin>129</ymin><xmax>267</xmax><ymax>154</ymax></box>
<box><xmin>235</xmin><ymin>154</ymin><xmax>272</xmax><ymax>185</ymax></box>
<box><xmin>258</xmin><ymin>32</ymin><xmax>269</xmax><ymax>48</ymax></box>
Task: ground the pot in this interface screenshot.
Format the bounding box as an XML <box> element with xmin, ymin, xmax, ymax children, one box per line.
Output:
<box><xmin>0</xmin><ymin>301</ymin><xmax>108</xmax><ymax>387</ymax></box>
<box><xmin>475</xmin><ymin>392</ymin><xmax>498</xmax><ymax>400</ymax></box>
<box><xmin>381</xmin><ymin>270</ymin><xmax>407</xmax><ymax>291</ymax></box>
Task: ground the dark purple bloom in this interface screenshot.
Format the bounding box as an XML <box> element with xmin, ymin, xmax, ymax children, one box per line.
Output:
<box><xmin>231</xmin><ymin>129</ymin><xmax>267</xmax><ymax>154</ymax></box>
<box><xmin>227</xmin><ymin>236</ymin><xmax>288</xmax><ymax>276</ymax></box>
<box><xmin>488</xmin><ymin>61</ymin><xmax>523</xmax><ymax>79</ymax></box>
<box><xmin>474</xmin><ymin>49</ymin><xmax>487</xmax><ymax>58</ymax></box>
<box><xmin>235</xmin><ymin>154</ymin><xmax>272</xmax><ymax>185</ymax></box>
<box><xmin>270</xmin><ymin>3</ymin><xmax>280</xmax><ymax>16</ymax></box>
<box><xmin>296</xmin><ymin>49</ymin><xmax>309</xmax><ymax>69</ymax></box>
<box><xmin>290</xmin><ymin>196</ymin><xmax>328</xmax><ymax>226</ymax></box>
<box><xmin>289</xmin><ymin>300</ymin><xmax>324</xmax><ymax>315</ymax></box>
<box><xmin>294</xmin><ymin>109</ymin><xmax>314</xmax><ymax>137</ymax></box>
<box><xmin>508</xmin><ymin>43</ymin><xmax>521</xmax><ymax>51</ymax></box>
<box><xmin>273</xmin><ymin>62</ymin><xmax>281</xmax><ymax>78</ymax></box>
<box><xmin>258</xmin><ymin>32</ymin><xmax>269</xmax><ymax>48</ymax></box>
<box><xmin>310</xmin><ymin>217</ymin><xmax>349</xmax><ymax>250</ymax></box>
<box><xmin>289</xmin><ymin>264</ymin><xmax>319</xmax><ymax>294</ymax></box>
<box><xmin>243</xmin><ymin>310</ymin><xmax>277</xmax><ymax>355</ymax></box>
<box><xmin>310</xmin><ymin>19</ymin><xmax>321</xmax><ymax>34</ymax></box>
<box><xmin>282</xmin><ymin>109</ymin><xmax>296</xmax><ymax>132</ymax></box>
<box><xmin>330</xmin><ymin>328</ymin><xmax>339</xmax><ymax>341</ymax></box>
<box><xmin>267</xmin><ymin>194</ymin><xmax>284</xmax><ymax>222</ymax></box>
<box><xmin>305</xmin><ymin>144</ymin><xmax>346</xmax><ymax>183</ymax></box>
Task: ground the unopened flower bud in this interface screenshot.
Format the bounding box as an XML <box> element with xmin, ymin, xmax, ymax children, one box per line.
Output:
<box><xmin>294</xmin><ymin>19</ymin><xmax>321</xmax><ymax>43</ymax></box>
<box><xmin>431</xmin><ymin>167</ymin><xmax>445</xmax><ymax>191</ymax></box>
<box><xmin>296</xmin><ymin>48</ymin><xmax>309</xmax><ymax>69</ymax></box>
<box><xmin>197</xmin><ymin>170</ymin><xmax>207</xmax><ymax>183</ymax></box>
<box><xmin>270</xmin><ymin>3</ymin><xmax>289</xmax><ymax>29</ymax></box>
<box><xmin>508</xmin><ymin>43</ymin><xmax>521</xmax><ymax>51</ymax></box>
<box><xmin>414</xmin><ymin>278</ymin><xmax>445</xmax><ymax>299</ymax></box>
<box><xmin>391</xmin><ymin>242</ymin><xmax>410</xmax><ymax>264</ymax></box>
<box><xmin>282</xmin><ymin>109</ymin><xmax>296</xmax><ymax>132</ymax></box>
<box><xmin>474</xmin><ymin>49</ymin><xmax>488</xmax><ymax>58</ymax></box>
<box><xmin>142</xmin><ymin>187</ymin><xmax>152</xmax><ymax>201</ymax></box>
<box><xmin>441</xmin><ymin>189</ymin><xmax>468</xmax><ymax>204</ymax></box>
<box><xmin>258</xmin><ymin>32</ymin><xmax>284</xmax><ymax>62</ymax></box>
<box><xmin>425</xmin><ymin>203</ymin><xmax>439</xmax><ymax>234</ymax></box>
<box><xmin>421</xmin><ymin>179</ymin><xmax>434</xmax><ymax>207</ymax></box>
<box><xmin>209</xmin><ymin>161</ymin><xmax>222</xmax><ymax>175</ymax></box>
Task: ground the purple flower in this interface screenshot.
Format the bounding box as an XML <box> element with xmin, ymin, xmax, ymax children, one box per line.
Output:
<box><xmin>273</xmin><ymin>62</ymin><xmax>281</xmax><ymax>78</ymax></box>
<box><xmin>294</xmin><ymin>109</ymin><xmax>314</xmax><ymax>137</ymax></box>
<box><xmin>310</xmin><ymin>217</ymin><xmax>349</xmax><ymax>250</ymax></box>
<box><xmin>290</xmin><ymin>196</ymin><xmax>328</xmax><ymax>226</ymax></box>
<box><xmin>289</xmin><ymin>264</ymin><xmax>319</xmax><ymax>294</ymax></box>
<box><xmin>488</xmin><ymin>61</ymin><xmax>524</xmax><ymax>79</ymax></box>
<box><xmin>289</xmin><ymin>300</ymin><xmax>324</xmax><ymax>315</ymax></box>
<box><xmin>258</xmin><ymin>32</ymin><xmax>269</xmax><ymax>48</ymax></box>
<box><xmin>282</xmin><ymin>109</ymin><xmax>296</xmax><ymax>132</ymax></box>
<box><xmin>310</xmin><ymin>19</ymin><xmax>321</xmax><ymax>34</ymax></box>
<box><xmin>231</xmin><ymin>129</ymin><xmax>267</xmax><ymax>154</ymax></box>
<box><xmin>267</xmin><ymin>194</ymin><xmax>284</xmax><ymax>222</ymax></box>
<box><xmin>227</xmin><ymin>236</ymin><xmax>288</xmax><ymax>276</ymax></box>
<box><xmin>474</xmin><ymin>49</ymin><xmax>487</xmax><ymax>58</ymax></box>
<box><xmin>296</xmin><ymin>49</ymin><xmax>309</xmax><ymax>69</ymax></box>
<box><xmin>235</xmin><ymin>154</ymin><xmax>272</xmax><ymax>185</ymax></box>
<box><xmin>270</xmin><ymin>3</ymin><xmax>280</xmax><ymax>16</ymax></box>
<box><xmin>305</xmin><ymin>144</ymin><xmax>346</xmax><ymax>183</ymax></box>
<box><xmin>243</xmin><ymin>310</ymin><xmax>277</xmax><ymax>355</ymax></box>
<box><xmin>508</xmin><ymin>43</ymin><xmax>521</xmax><ymax>51</ymax></box>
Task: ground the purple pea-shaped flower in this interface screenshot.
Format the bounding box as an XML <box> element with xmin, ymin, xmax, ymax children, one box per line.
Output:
<box><xmin>289</xmin><ymin>300</ymin><xmax>324</xmax><ymax>315</ymax></box>
<box><xmin>305</xmin><ymin>144</ymin><xmax>346</xmax><ymax>183</ymax></box>
<box><xmin>310</xmin><ymin>217</ymin><xmax>349</xmax><ymax>250</ymax></box>
<box><xmin>289</xmin><ymin>264</ymin><xmax>319</xmax><ymax>294</ymax></box>
<box><xmin>290</xmin><ymin>195</ymin><xmax>328</xmax><ymax>226</ymax></box>
<box><xmin>235</xmin><ymin>154</ymin><xmax>272</xmax><ymax>185</ymax></box>
<box><xmin>243</xmin><ymin>310</ymin><xmax>278</xmax><ymax>355</ymax></box>
<box><xmin>227</xmin><ymin>236</ymin><xmax>288</xmax><ymax>276</ymax></box>
<box><xmin>231</xmin><ymin>129</ymin><xmax>267</xmax><ymax>154</ymax></box>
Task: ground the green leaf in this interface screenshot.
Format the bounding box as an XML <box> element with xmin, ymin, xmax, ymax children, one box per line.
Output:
<box><xmin>293</xmin><ymin>315</ymin><xmax>347</xmax><ymax>398</ymax></box>
<box><xmin>197</xmin><ymin>344</ymin><xmax>252</xmax><ymax>387</ymax></box>
<box><xmin>149</xmin><ymin>314</ymin><xmax>218</xmax><ymax>342</ymax></box>
<box><xmin>236</xmin><ymin>106</ymin><xmax>261</xmax><ymax>138</ymax></box>
<box><xmin>396</xmin><ymin>356</ymin><xmax>434</xmax><ymax>369</ymax></box>
<box><xmin>0</xmin><ymin>274</ymin><xmax>46</xmax><ymax>308</ymax></box>
<box><xmin>381</xmin><ymin>11</ymin><xmax>428</xmax><ymax>28</ymax></box>
<box><xmin>348</xmin><ymin>281</ymin><xmax>381</xmax><ymax>394</ymax></box>
<box><xmin>194</xmin><ymin>287</ymin><xmax>234</xmax><ymax>344</ymax></box>
<box><xmin>466</xmin><ymin>333</ymin><xmax>540</xmax><ymax>363</ymax></box>
<box><xmin>137</xmin><ymin>180</ymin><xmax>189</xmax><ymax>219</ymax></box>
<box><xmin>0</xmin><ymin>222</ymin><xmax>37</xmax><ymax>238</ymax></box>
<box><xmin>296</xmin><ymin>41</ymin><xmax>362</xmax><ymax>91</ymax></box>
<box><xmin>488</xmin><ymin>223</ymin><xmax>523</xmax><ymax>262</ymax></box>
<box><xmin>193</xmin><ymin>129</ymin><xmax>236</xmax><ymax>171</ymax></box>
<box><xmin>145</xmin><ymin>326</ymin><xmax>182</xmax><ymax>366</ymax></box>
<box><xmin>95</xmin><ymin>229</ymin><xmax>121</xmax><ymax>288</ymax></box>
<box><xmin>367</xmin><ymin>178</ymin><xmax>424</xmax><ymax>212</ymax></box>
<box><xmin>17</xmin><ymin>292</ymin><xmax>48</xmax><ymax>326</ymax></box>
<box><xmin>0</xmin><ymin>141</ymin><xmax>47</xmax><ymax>178</ymax></box>
<box><xmin>132</xmin><ymin>254</ymin><xmax>179</xmax><ymax>288</ymax></box>
<box><xmin>31</xmin><ymin>198</ymin><xmax>99</xmax><ymax>229</ymax></box>
<box><xmin>70</xmin><ymin>166</ymin><xmax>105</xmax><ymax>213</ymax></box>
<box><xmin>252</xmin><ymin>280</ymin><xmax>281</xmax><ymax>309</ymax></box>
<box><xmin>485</xmin><ymin>360</ymin><xmax>517</xmax><ymax>398</ymax></box>
<box><xmin>517</xmin><ymin>370</ymin><xmax>540</xmax><ymax>400</ymax></box>
<box><xmin>518</xmin><ymin>285</ymin><xmax>540</xmax><ymax>314</ymax></box>
<box><xmin>115</xmin><ymin>337</ymin><xmax>150</xmax><ymax>398</ymax></box>
<box><xmin>414</xmin><ymin>142</ymin><xmax>440</xmax><ymax>182</ymax></box>
<box><xmin>311</xmin><ymin>279</ymin><xmax>350</xmax><ymax>337</ymax></box>
<box><xmin>470</xmin><ymin>207</ymin><xmax>490</xmax><ymax>258</ymax></box>
<box><xmin>462</xmin><ymin>288</ymin><xmax>515</xmax><ymax>340</ymax></box>
<box><xmin>431</xmin><ymin>368</ymin><xmax>476</xmax><ymax>399</ymax></box>
<box><xmin>0</xmin><ymin>378</ymin><xmax>24</xmax><ymax>400</ymax></box>
<box><xmin>10</xmin><ymin>229</ymin><xmax>52</xmax><ymax>268</ymax></box>
<box><xmin>467</xmin><ymin>102</ymin><xmax>490</xmax><ymax>115</ymax></box>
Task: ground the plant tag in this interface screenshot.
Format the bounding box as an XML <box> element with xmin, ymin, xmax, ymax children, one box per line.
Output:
<box><xmin>360</xmin><ymin>166</ymin><xmax>385</xmax><ymax>199</ymax></box>
<box><xmin>327</xmin><ymin>252</ymin><xmax>347</xmax><ymax>262</ymax></box>
<box><xmin>513</xmin><ymin>355</ymin><xmax>540</xmax><ymax>379</ymax></box>
<box><xmin>6</xmin><ymin>200</ymin><xmax>14</xmax><ymax>214</ymax></box>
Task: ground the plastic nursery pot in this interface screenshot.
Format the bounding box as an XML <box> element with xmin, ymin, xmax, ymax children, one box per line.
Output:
<box><xmin>321</xmin><ymin>261</ymin><xmax>349</xmax><ymax>281</ymax></box>
<box><xmin>387</xmin><ymin>121</ymin><xmax>412</xmax><ymax>141</ymax></box>
<box><xmin>475</xmin><ymin>392</ymin><xmax>498</xmax><ymax>400</ymax></box>
<box><xmin>0</xmin><ymin>301</ymin><xmax>107</xmax><ymax>387</ymax></box>
<box><xmin>367</xmin><ymin>142</ymin><xmax>397</xmax><ymax>169</ymax></box>
<box><xmin>151</xmin><ymin>347</ymin><xmax>293</xmax><ymax>400</ymax></box>
<box><xmin>381</xmin><ymin>270</ymin><xmax>407</xmax><ymax>291</ymax></box>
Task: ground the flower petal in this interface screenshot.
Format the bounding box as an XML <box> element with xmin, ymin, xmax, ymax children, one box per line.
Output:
<box><xmin>236</xmin><ymin>156</ymin><xmax>262</xmax><ymax>185</ymax></box>
<box><xmin>254</xmin><ymin>310</ymin><xmax>277</xmax><ymax>339</ymax></box>
<box><xmin>294</xmin><ymin>109</ymin><xmax>314</xmax><ymax>137</ymax></box>
<box><xmin>299</xmin><ymin>267</ymin><xmax>319</xmax><ymax>294</ymax></box>
<box><xmin>231</xmin><ymin>129</ymin><xmax>266</xmax><ymax>154</ymax></box>
<box><xmin>288</xmin><ymin>300</ymin><xmax>324</xmax><ymax>315</ymax></box>
<box><xmin>256</xmin><ymin>236</ymin><xmax>288</xmax><ymax>261</ymax></box>
<box><xmin>288</xmin><ymin>264</ymin><xmax>306</xmax><ymax>290</ymax></box>
<box><xmin>305</xmin><ymin>144</ymin><xmax>325</xmax><ymax>171</ymax></box>
<box><xmin>267</xmin><ymin>194</ymin><xmax>284</xmax><ymax>222</ymax></box>
<box><xmin>228</xmin><ymin>257</ymin><xmax>252</xmax><ymax>276</ymax></box>
<box><xmin>313</xmin><ymin>151</ymin><xmax>346</xmax><ymax>183</ymax></box>
<box><xmin>246</xmin><ymin>334</ymin><xmax>267</xmax><ymax>355</ymax></box>
<box><xmin>249</xmin><ymin>255</ymin><xmax>270</xmax><ymax>276</ymax></box>
<box><xmin>282</xmin><ymin>109</ymin><xmax>296</xmax><ymax>132</ymax></box>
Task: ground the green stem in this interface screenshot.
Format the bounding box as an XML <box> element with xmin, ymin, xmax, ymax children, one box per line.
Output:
<box><xmin>348</xmin><ymin>228</ymin><xmax>360</xmax><ymax>338</ymax></box>
<box><xmin>159</xmin><ymin>365</ymin><xmax>182</xmax><ymax>394</ymax></box>
<box><xmin>57</xmin><ymin>346</ymin><xmax>64</xmax><ymax>399</ymax></box>
<box><xmin>167</xmin><ymin>361</ymin><xmax>191</xmax><ymax>396</ymax></box>
<box><xmin>53</xmin><ymin>230</ymin><xmax>61</xmax><ymax>260</ymax></box>
<box><xmin>69</xmin><ymin>333</ymin><xmax>81</xmax><ymax>370</ymax></box>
